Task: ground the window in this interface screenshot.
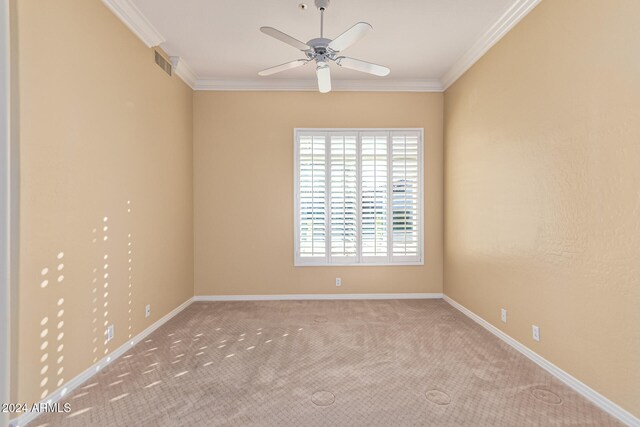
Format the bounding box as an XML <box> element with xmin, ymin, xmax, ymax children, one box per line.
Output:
<box><xmin>294</xmin><ymin>129</ymin><xmax>423</xmax><ymax>266</ymax></box>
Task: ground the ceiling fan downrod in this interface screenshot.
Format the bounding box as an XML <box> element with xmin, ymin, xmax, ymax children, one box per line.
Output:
<box><xmin>315</xmin><ymin>0</ymin><xmax>329</xmax><ymax>38</ymax></box>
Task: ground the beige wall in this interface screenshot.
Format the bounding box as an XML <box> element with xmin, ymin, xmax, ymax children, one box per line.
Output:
<box><xmin>444</xmin><ymin>0</ymin><xmax>640</xmax><ymax>417</ymax></box>
<box><xmin>194</xmin><ymin>92</ymin><xmax>443</xmax><ymax>296</ymax></box>
<box><xmin>14</xmin><ymin>0</ymin><xmax>193</xmax><ymax>404</ymax></box>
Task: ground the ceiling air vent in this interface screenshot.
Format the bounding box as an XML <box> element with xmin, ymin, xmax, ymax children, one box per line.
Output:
<box><xmin>154</xmin><ymin>49</ymin><xmax>172</xmax><ymax>76</ymax></box>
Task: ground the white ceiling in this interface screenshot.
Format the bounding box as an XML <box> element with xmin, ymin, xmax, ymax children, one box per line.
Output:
<box><xmin>105</xmin><ymin>0</ymin><xmax>540</xmax><ymax>90</ymax></box>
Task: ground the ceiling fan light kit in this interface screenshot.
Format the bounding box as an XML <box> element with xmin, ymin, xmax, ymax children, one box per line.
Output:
<box><xmin>258</xmin><ymin>0</ymin><xmax>390</xmax><ymax>93</ymax></box>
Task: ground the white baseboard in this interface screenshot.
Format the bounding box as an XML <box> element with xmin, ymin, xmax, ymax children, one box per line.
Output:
<box><xmin>443</xmin><ymin>295</ymin><xmax>639</xmax><ymax>427</ymax></box>
<box><xmin>194</xmin><ymin>293</ymin><xmax>443</xmax><ymax>301</ymax></box>
<box><xmin>10</xmin><ymin>297</ymin><xmax>194</xmax><ymax>427</ymax></box>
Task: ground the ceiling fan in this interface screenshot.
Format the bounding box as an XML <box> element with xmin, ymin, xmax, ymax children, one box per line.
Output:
<box><xmin>258</xmin><ymin>0</ymin><xmax>390</xmax><ymax>93</ymax></box>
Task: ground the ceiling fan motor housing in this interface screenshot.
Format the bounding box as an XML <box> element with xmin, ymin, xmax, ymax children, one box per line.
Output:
<box><xmin>306</xmin><ymin>38</ymin><xmax>332</xmax><ymax>56</ymax></box>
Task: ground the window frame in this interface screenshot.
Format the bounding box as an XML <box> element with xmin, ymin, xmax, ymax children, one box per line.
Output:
<box><xmin>293</xmin><ymin>128</ymin><xmax>424</xmax><ymax>267</ymax></box>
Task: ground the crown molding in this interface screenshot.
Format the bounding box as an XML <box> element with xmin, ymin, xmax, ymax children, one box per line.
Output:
<box><xmin>440</xmin><ymin>0</ymin><xmax>541</xmax><ymax>89</ymax></box>
<box><xmin>101</xmin><ymin>0</ymin><xmax>164</xmax><ymax>47</ymax></box>
<box><xmin>193</xmin><ymin>78</ymin><xmax>444</xmax><ymax>92</ymax></box>
<box><xmin>170</xmin><ymin>56</ymin><xmax>197</xmax><ymax>88</ymax></box>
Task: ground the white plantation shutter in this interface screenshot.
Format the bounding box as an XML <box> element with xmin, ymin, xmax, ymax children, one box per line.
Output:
<box><xmin>391</xmin><ymin>133</ymin><xmax>421</xmax><ymax>263</ymax></box>
<box><xmin>329</xmin><ymin>133</ymin><xmax>358</xmax><ymax>262</ymax></box>
<box><xmin>295</xmin><ymin>129</ymin><xmax>422</xmax><ymax>266</ymax></box>
<box><xmin>360</xmin><ymin>132</ymin><xmax>388</xmax><ymax>262</ymax></box>
<box><xmin>298</xmin><ymin>133</ymin><xmax>327</xmax><ymax>262</ymax></box>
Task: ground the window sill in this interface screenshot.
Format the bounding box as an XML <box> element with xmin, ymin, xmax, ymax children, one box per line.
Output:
<box><xmin>294</xmin><ymin>261</ymin><xmax>424</xmax><ymax>267</ymax></box>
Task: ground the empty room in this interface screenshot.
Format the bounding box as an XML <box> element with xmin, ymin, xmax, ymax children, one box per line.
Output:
<box><xmin>1</xmin><ymin>0</ymin><xmax>639</xmax><ymax>426</ymax></box>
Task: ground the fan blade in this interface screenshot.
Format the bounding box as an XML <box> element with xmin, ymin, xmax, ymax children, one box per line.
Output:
<box><xmin>328</xmin><ymin>22</ymin><xmax>372</xmax><ymax>52</ymax></box>
<box><xmin>260</xmin><ymin>27</ymin><xmax>310</xmax><ymax>51</ymax></box>
<box><xmin>316</xmin><ymin>63</ymin><xmax>331</xmax><ymax>93</ymax></box>
<box><xmin>335</xmin><ymin>57</ymin><xmax>390</xmax><ymax>76</ymax></box>
<box><xmin>258</xmin><ymin>59</ymin><xmax>308</xmax><ymax>76</ymax></box>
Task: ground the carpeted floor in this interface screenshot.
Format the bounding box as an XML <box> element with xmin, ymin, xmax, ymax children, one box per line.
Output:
<box><xmin>34</xmin><ymin>299</ymin><xmax>621</xmax><ymax>426</ymax></box>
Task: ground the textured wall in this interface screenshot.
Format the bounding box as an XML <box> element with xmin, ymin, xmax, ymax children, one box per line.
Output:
<box><xmin>14</xmin><ymin>0</ymin><xmax>193</xmax><ymax>404</ymax></box>
<box><xmin>194</xmin><ymin>92</ymin><xmax>443</xmax><ymax>296</ymax></box>
<box><xmin>444</xmin><ymin>0</ymin><xmax>640</xmax><ymax>417</ymax></box>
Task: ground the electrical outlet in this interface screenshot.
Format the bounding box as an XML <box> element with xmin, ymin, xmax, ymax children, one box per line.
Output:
<box><xmin>532</xmin><ymin>325</ymin><xmax>540</xmax><ymax>342</ymax></box>
<box><xmin>106</xmin><ymin>325</ymin><xmax>114</xmax><ymax>342</ymax></box>
<box><xmin>335</xmin><ymin>277</ymin><xmax>342</xmax><ymax>287</ymax></box>
<box><xmin>500</xmin><ymin>308</ymin><xmax>507</xmax><ymax>323</ymax></box>
<box><xmin>145</xmin><ymin>304</ymin><xmax>151</xmax><ymax>318</ymax></box>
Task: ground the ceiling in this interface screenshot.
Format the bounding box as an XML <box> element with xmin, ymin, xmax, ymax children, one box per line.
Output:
<box><xmin>104</xmin><ymin>0</ymin><xmax>540</xmax><ymax>90</ymax></box>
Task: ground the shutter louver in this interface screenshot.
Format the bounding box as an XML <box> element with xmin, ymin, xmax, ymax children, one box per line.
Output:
<box><xmin>298</xmin><ymin>134</ymin><xmax>327</xmax><ymax>260</ymax></box>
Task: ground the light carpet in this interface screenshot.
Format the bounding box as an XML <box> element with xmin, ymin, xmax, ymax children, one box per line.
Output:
<box><xmin>33</xmin><ymin>300</ymin><xmax>622</xmax><ymax>426</ymax></box>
